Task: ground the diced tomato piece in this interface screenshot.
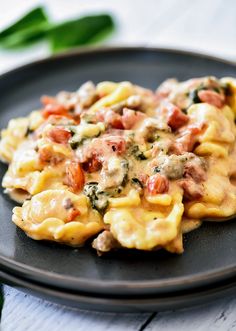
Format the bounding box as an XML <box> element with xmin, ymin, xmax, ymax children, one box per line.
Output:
<box><xmin>171</xmin><ymin>125</ymin><xmax>202</xmax><ymax>154</ymax></box>
<box><xmin>65</xmin><ymin>161</ymin><xmax>85</xmax><ymax>192</ymax></box>
<box><xmin>146</xmin><ymin>174</ymin><xmax>169</xmax><ymax>195</ymax></box>
<box><xmin>108</xmin><ymin>116</ymin><xmax>124</xmax><ymax>129</ymax></box>
<box><xmin>105</xmin><ymin>110</ymin><xmax>124</xmax><ymax>129</ymax></box>
<box><xmin>38</xmin><ymin>146</ymin><xmax>52</xmax><ymax>163</ymax></box>
<box><xmin>80</xmin><ymin>136</ymin><xmax>126</xmax><ymax>167</ymax></box>
<box><xmin>72</xmin><ymin>114</ymin><xmax>81</xmax><ymax>124</ymax></box>
<box><xmin>96</xmin><ymin>108</ymin><xmax>145</xmax><ymax>130</ymax></box>
<box><xmin>40</xmin><ymin>95</ymin><xmax>79</xmax><ymax>123</ymax></box>
<box><xmin>47</xmin><ymin>113</ymin><xmax>80</xmax><ymax>125</ymax></box>
<box><xmin>82</xmin><ymin>153</ymin><xmax>102</xmax><ymax>173</ymax></box>
<box><xmin>121</xmin><ymin>108</ymin><xmax>146</xmax><ymax>129</ymax></box>
<box><xmin>38</xmin><ymin>146</ymin><xmax>63</xmax><ymax>165</ymax></box>
<box><xmin>104</xmin><ymin>136</ymin><xmax>126</xmax><ymax>154</ymax></box>
<box><xmin>41</xmin><ymin>95</ymin><xmax>57</xmax><ymax>106</ymax></box>
<box><xmin>66</xmin><ymin>208</ymin><xmax>81</xmax><ymax>222</ymax></box>
<box><xmin>42</xmin><ymin>104</ymin><xmax>68</xmax><ymax>119</ymax></box>
<box><xmin>48</xmin><ymin>127</ymin><xmax>71</xmax><ymax>144</ymax></box>
<box><xmin>96</xmin><ymin>109</ymin><xmax>124</xmax><ymax>129</ymax></box>
<box><xmin>173</xmin><ymin>134</ymin><xmax>195</xmax><ymax>154</ymax></box>
<box><xmin>45</xmin><ymin>115</ymin><xmax>70</xmax><ymax>124</ymax></box>
<box><xmin>179</xmin><ymin>179</ymin><xmax>203</xmax><ymax>200</ymax></box>
<box><xmin>42</xmin><ymin>104</ymin><xmax>80</xmax><ymax>123</ymax></box>
<box><xmin>198</xmin><ymin>90</ymin><xmax>225</xmax><ymax>108</ymax></box>
<box><xmin>95</xmin><ymin>109</ymin><xmax>106</xmax><ymax>122</ymax></box>
<box><xmin>166</xmin><ymin>103</ymin><xmax>189</xmax><ymax>130</ymax></box>
<box><xmin>109</xmin><ymin>117</ymin><xmax>124</xmax><ymax>129</ymax></box>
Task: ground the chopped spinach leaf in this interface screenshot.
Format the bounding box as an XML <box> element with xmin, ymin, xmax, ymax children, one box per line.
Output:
<box><xmin>69</xmin><ymin>140</ymin><xmax>80</xmax><ymax>150</ymax></box>
<box><xmin>84</xmin><ymin>182</ymin><xmax>109</xmax><ymax>213</ymax></box>
<box><xmin>120</xmin><ymin>159</ymin><xmax>129</xmax><ymax>186</ymax></box>
<box><xmin>25</xmin><ymin>126</ymin><xmax>34</xmax><ymax>137</ymax></box>
<box><xmin>189</xmin><ymin>84</ymin><xmax>209</xmax><ymax>104</ymax></box>
<box><xmin>212</xmin><ymin>87</ymin><xmax>220</xmax><ymax>93</ymax></box>
<box><xmin>130</xmin><ymin>145</ymin><xmax>147</xmax><ymax>160</ymax></box>
<box><xmin>81</xmin><ymin>113</ymin><xmax>96</xmax><ymax>124</ymax></box>
<box><xmin>189</xmin><ymin>88</ymin><xmax>201</xmax><ymax>104</ymax></box>
<box><xmin>147</xmin><ymin>133</ymin><xmax>160</xmax><ymax>143</ymax></box>
<box><xmin>131</xmin><ymin>177</ymin><xmax>143</xmax><ymax>189</ymax></box>
<box><xmin>68</xmin><ymin>126</ymin><xmax>77</xmax><ymax>135</ymax></box>
<box><xmin>69</xmin><ymin>134</ymin><xmax>84</xmax><ymax>149</ymax></box>
<box><xmin>153</xmin><ymin>166</ymin><xmax>161</xmax><ymax>173</ymax></box>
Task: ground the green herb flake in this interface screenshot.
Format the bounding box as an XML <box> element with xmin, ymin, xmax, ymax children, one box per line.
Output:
<box><xmin>84</xmin><ymin>182</ymin><xmax>109</xmax><ymax>213</ymax></box>
<box><xmin>153</xmin><ymin>166</ymin><xmax>161</xmax><ymax>173</ymax></box>
<box><xmin>131</xmin><ymin>177</ymin><xmax>143</xmax><ymax>189</ymax></box>
<box><xmin>130</xmin><ymin>145</ymin><xmax>147</xmax><ymax>160</ymax></box>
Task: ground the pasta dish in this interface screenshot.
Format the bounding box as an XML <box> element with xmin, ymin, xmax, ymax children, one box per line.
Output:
<box><xmin>1</xmin><ymin>77</ymin><xmax>236</xmax><ymax>254</ymax></box>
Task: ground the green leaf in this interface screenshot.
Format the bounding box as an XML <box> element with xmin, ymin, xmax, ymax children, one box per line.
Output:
<box><xmin>0</xmin><ymin>9</ymin><xmax>115</xmax><ymax>52</ymax></box>
<box><xmin>0</xmin><ymin>6</ymin><xmax>48</xmax><ymax>41</ymax></box>
<box><xmin>0</xmin><ymin>22</ymin><xmax>50</xmax><ymax>49</ymax></box>
<box><xmin>48</xmin><ymin>14</ymin><xmax>115</xmax><ymax>53</ymax></box>
<box><xmin>0</xmin><ymin>7</ymin><xmax>50</xmax><ymax>49</ymax></box>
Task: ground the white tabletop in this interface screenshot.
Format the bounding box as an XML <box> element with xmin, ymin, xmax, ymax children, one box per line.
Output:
<box><xmin>1</xmin><ymin>0</ymin><xmax>236</xmax><ymax>330</ymax></box>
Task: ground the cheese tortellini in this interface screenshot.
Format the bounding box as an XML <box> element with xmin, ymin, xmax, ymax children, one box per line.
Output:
<box><xmin>1</xmin><ymin>77</ymin><xmax>236</xmax><ymax>254</ymax></box>
<box><xmin>13</xmin><ymin>190</ymin><xmax>103</xmax><ymax>246</ymax></box>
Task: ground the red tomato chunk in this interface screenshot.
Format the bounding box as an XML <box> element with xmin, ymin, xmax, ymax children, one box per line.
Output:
<box><xmin>147</xmin><ymin>174</ymin><xmax>169</xmax><ymax>195</ymax></box>
<box><xmin>65</xmin><ymin>161</ymin><xmax>85</xmax><ymax>192</ymax></box>
<box><xmin>104</xmin><ymin>136</ymin><xmax>126</xmax><ymax>154</ymax></box>
<box><xmin>82</xmin><ymin>153</ymin><xmax>102</xmax><ymax>173</ymax></box>
<box><xmin>66</xmin><ymin>208</ymin><xmax>81</xmax><ymax>222</ymax></box>
<box><xmin>171</xmin><ymin>126</ymin><xmax>202</xmax><ymax>154</ymax></box>
<box><xmin>198</xmin><ymin>90</ymin><xmax>225</xmax><ymax>108</ymax></box>
<box><xmin>166</xmin><ymin>103</ymin><xmax>189</xmax><ymax>130</ymax></box>
<box><xmin>42</xmin><ymin>104</ymin><xmax>69</xmax><ymax>119</ymax></box>
<box><xmin>48</xmin><ymin>127</ymin><xmax>71</xmax><ymax>144</ymax></box>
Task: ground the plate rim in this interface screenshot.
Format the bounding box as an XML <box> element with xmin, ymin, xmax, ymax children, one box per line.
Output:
<box><xmin>1</xmin><ymin>269</ymin><xmax>236</xmax><ymax>312</ymax></box>
<box><xmin>1</xmin><ymin>45</ymin><xmax>236</xmax><ymax>79</ymax></box>
<box><xmin>1</xmin><ymin>254</ymin><xmax>236</xmax><ymax>294</ymax></box>
<box><xmin>0</xmin><ymin>46</ymin><xmax>236</xmax><ymax>295</ymax></box>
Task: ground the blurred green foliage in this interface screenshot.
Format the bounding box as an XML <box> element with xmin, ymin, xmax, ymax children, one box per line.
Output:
<box><xmin>0</xmin><ymin>6</ymin><xmax>115</xmax><ymax>52</ymax></box>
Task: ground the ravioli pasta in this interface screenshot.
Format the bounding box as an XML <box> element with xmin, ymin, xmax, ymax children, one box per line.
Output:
<box><xmin>1</xmin><ymin>77</ymin><xmax>236</xmax><ymax>254</ymax></box>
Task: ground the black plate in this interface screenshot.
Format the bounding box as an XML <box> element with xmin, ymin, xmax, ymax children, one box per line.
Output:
<box><xmin>1</xmin><ymin>270</ymin><xmax>236</xmax><ymax>312</ymax></box>
<box><xmin>0</xmin><ymin>47</ymin><xmax>236</xmax><ymax>298</ymax></box>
